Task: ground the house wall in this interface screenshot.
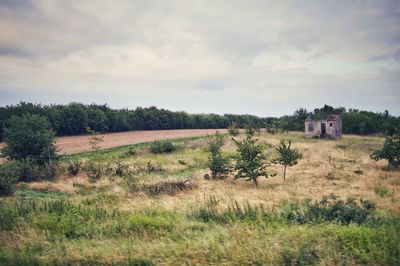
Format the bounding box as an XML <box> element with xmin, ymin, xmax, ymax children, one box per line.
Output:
<box><xmin>305</xmin><ymin>119</ymin><xmax>342</xmax><ymax>138</ymax></box>
<box><xmin>305</xmin><ymin>121</ymin><xmax>321</xmax><ymax>138</ymax></box>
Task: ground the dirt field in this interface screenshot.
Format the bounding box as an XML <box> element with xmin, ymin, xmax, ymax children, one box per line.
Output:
<box><xmin>0</xmin><ymin>129</ymin><xmax>226</xmax><ymax>155</ymax></box>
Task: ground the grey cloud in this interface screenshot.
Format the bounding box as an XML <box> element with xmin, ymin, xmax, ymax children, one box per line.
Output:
<box><xmin>0</xmin><ymin>0</ymin><xmax>399</xmax><ymax>116</ymax></box>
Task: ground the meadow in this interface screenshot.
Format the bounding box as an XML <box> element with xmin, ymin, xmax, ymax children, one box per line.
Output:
<box><xmin>1</xmin><ymin>131</ymin><xmax>399</xmax><ymax>265</ymax></box>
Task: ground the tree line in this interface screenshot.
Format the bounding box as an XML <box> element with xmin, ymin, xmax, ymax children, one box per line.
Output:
<box><xmin>0</xmin><ymin>102</ymin><xmax>271</xmax><ymax>141</ymax></box>
<box><xmin>0</xmin><ymin>102</ymin><xmax>399</xmax><ymax>141</ymax></box>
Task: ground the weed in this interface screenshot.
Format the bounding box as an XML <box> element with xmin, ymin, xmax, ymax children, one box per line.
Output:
<box><xmin>67</xmin><ymin>160</ymin><xmax>83</xmax><ymax>176</ymax></box>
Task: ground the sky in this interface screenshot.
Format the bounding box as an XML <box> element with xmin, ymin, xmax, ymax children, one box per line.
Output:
<box><xmin>0</xmin><ymin>0</ymin><xmax>399</xmax><ymax>117</ymax></box>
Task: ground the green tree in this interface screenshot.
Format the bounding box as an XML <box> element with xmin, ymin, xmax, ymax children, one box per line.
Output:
<box><xmin>233</xmin><ymin>128</ymin><xmax>274</xmax><ymax>187</ymax></box>
<box><xmin>207</xmin><ymin>132</ymin><xmax>229</xmax><ymax>179</ymax></box>
<box><xmin>371</xmin><ymin>136</ymin><xmax>400</xmax><ymax>168</ymax></box>
<box><xmin>273</xmin><ymin>140</ymin><xmax>302</xmax><ymax>180</ymax></box>
<box><xmin>2</xmin><ymin>114</ymin><xmax>56</xmax><ymax>165</ymax></box>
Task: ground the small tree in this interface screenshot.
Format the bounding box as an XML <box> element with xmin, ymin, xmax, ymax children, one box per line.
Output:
<box><xmin>207</xmin><ymin>132</ymin><xmax>229</xmax><ymax>179</ymax></box>
<box><xmin>273</xmin><ymin>140</ymin><xmax>302</xmax><ymax>180</ymax></box>
<box><xmin>2</xmin><ymin>114</ymin><xmax>56</xmax><ymax>165</ymax></box>
<box><xmin>86</xmin><ymin>127</ymin><xmax>104</xmax><ymax>151</ymax></box>
<box><xmin>233</xmin><ymin>128</ymin><xmax>274</xmax><ymax>187</ymax></box>
<box><xmin>371</xmin><ymin>136</ymin><xmax>400</xmax><ymax>168</ymax></box>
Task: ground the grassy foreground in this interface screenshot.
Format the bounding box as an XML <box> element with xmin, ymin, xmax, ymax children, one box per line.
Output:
<box><xmin>1</xmin><ymin>132</ymin><xmax>399</xmax><ymax>265</ymax></box>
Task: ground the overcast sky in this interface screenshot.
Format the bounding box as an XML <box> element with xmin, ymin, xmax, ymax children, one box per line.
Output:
<box><xmin>0</xmin><ymin>0</ymin><xmax>399</xmax><ymax>117</ymax></box>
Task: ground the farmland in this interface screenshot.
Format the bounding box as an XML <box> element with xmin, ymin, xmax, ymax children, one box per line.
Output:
<box><xmin>1</xmin><ymin>131</ymin><xmax>399</xmax><ymax>265</ymax></box>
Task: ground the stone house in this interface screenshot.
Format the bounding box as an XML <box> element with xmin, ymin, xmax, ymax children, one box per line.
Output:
<box><xmin>305</xmin><ymin>114</ymin><xmax>342</xmax><ymax>138</ymax></box>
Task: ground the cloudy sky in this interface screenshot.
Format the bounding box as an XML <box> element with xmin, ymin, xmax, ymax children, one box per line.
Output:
<box><xmin>0</xmin><ymin>0</ymin><xmax>399</xmax><ymax>116</ymax></box>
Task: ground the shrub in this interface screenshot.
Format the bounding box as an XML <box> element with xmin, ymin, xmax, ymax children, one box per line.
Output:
<box><xmin>1</xmin><ymin>114</ymin><xmax>56</xmax><ymax>165</ymax></box>
<box><xmin>228</xmin><ymin>123</ymin><xmax>240</xmax><ymax>136</ymax></box>
<box><xmin>143</xmin><ymin>180</ymin><xmax>198</xmax><ymax>196</ymax></box>
<box><xmin>233</xmin><ymin>128</ymin><xmax>275</xmax><ymax>187</ymax></box>
<box><xmin>206</xmin><ymin>132</ymin><xmax>229</xmax><ymax>179</ymax></box>
<box><xmin>150</xmin><ymin>140</ymin><xmax>176</xmax><ymax>154</ymax></box>
<box><xmin>146</xmin><ymin>161</ymin><xmax>162</xmax><ymax>172</ymax></box>
<box><xmin>0</xmin><ymin>163</ymin><xmax>18</xmax><ymax>197</ymax></box>
<box><xmin>281</xmin><ymin>194</ymin><xmax>376</xmax><ymax>225</ymax></box>
<box><xmin>370</xmin><ymin>136</ymin><xmax>400</xmax><ymax>168</ymax></box>
<box><xmin>67</xmin><ymin>160</ymin><xmax>83</xmax><ymax>176</ymax></box>
<box><xmin>85</xmin><ymin>161</ymin><xmax>104</xmax><ymax>182</ymax></box>
<box><xmin>14</xmin><ymin>159</ymin><xmax>42</xmax><ymax>182</ymax></box>
<box><xmin>115</xmin><ymin>161</ymin><xmax>131</xmax><ymax>176</ymax></box>
<box><xmin>41</xmin><ymin>162</ymin><xmax>60</xmax><ymax>181</ymax></box>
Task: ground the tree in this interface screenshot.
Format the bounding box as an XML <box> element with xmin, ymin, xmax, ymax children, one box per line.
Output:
<box><xmin>233</xmin><ymin>128</ymin><xmax>275</xmax><ymax>187</ymax></box>
<box><xmin>273</xmin><ymin>140</ymin><xmax>302</xmax><ymax>180</ymax></box>
<box><xmin>370</xmin><ymin>136</ymin><xmax>400</xmax><ymax>168</ymax></box>
<box><xmin>86</xmin><ymin>127</ymin><xmax>104</xmax><ymax>151</ymax></box>
<box><xmin>207</xmin><ymin>132</ymin><xmax>229</xmax><ymax>179</ymax></box>
<box><xmin>1</xmin><ymin>114</ymin><xmax>56</xmax><ymax>165</ymax></box>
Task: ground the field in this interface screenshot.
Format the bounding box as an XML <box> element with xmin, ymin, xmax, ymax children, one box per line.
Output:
<box><xmin>1</xmin><ymin>131</ymin><xmax>399</xmax><ymax>265</ymax></box>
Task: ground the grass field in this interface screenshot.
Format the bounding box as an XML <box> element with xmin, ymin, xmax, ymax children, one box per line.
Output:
<box><xmin>1</xmin><ymin>131</ymin><xmax>399</xmax><ymax>265</ymax></box>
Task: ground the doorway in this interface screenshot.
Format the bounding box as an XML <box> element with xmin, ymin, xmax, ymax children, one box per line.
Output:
<box><xmin>321</xmin><ymin>123</ymin><xmax>326</xmax><ymax>136</ymax></box>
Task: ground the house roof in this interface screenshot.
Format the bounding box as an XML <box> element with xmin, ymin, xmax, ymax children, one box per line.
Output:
<box><xmin>326</xmin><ymin>114</ymin><xmax>340</xmax><ymax>121</ymax></box>
<box><xmin>305</xmin><ymin>114</ymin><xmax>341</xmax><ymax>122</ymax></box>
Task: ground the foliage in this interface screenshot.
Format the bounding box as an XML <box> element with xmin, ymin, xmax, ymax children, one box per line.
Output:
<box><xmin>370</xmin><ymin>136</ymin><xmax>400</xmax><ymax>168</ymax></box>
<box><xmin>227</xmin><ymin>123</ymin><xmax>240</xmax><ymax>136</ymax></box>
<box><xmin>233</xmin><ymin>128</ymin><xmax>275</xmax><ymax>186</ymax></box>
<box><xmin>206</xmin><ymin>132</ymin><xmax>229</xmax><ymax>179</ymax></box>
<box><xmin>281</xmin><ymin>194</ymin><xmax>376</xmax><ymax>225</ymax></box>
<box><xmin>1</xmin><ymin>114</ymin><xmax>57</xmax><ymax>165</ymax></box>
<box><xmin>273</xmin><ymin>139</ymin><xmax>302</xmax><ymax>180</ymax></box>
<box><xmin>150</xmin><ymin>140</ymin><xmax>176</xmax><ymax>154</ymax></box>
<box><xmin>0</xmin><ymin>163</ymin><xmax>18</xmax><ymax>197</ymax></box>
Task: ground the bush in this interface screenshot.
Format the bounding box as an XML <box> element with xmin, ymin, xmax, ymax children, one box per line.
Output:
<box><xmin>1</xmin><ymin>114</ymin><xmax>56</xmax><ymax>165</ymax></box>
<box><xmin>115</xmin><ymin>161</ymin><xmax>131</xmax><ymax>176</ymax></box>
<box><xmin>149</xmin><ymin>140</ymin><xmax>176</xmax><ymax>154</ymax></box>
<box><xmin>85</xmin><ymin>161</ymin><xmax>104</xmax><ymax>182</ymax></box>
<box><xmin>41</xmin><ymin>162</ymin><xmax>60</xmax><ymax>181</ymax></box>
<box><xmin>143</xmin><ymin>180</ymin><xmax>198</xmax><ymax>196</ymax></box>
<box><xmin>281</xmin><ymin>194</ymin><xmax>376</xmax><ymax>225</ymax></box>
<box><xmin>67</xmin><ymin>160</ymin><xmax>83</xmax><ymax>176</ymax></box>
<box><xmin>370</xmin><ymin>136</ymin><xmax>400</xmax><ymax>168</ymax></box>
<box><xmin>228</xmin><ymin>123</ymin><xmax>240</xmax><ymax>136</ymax></box>
<box><xmin>14</xmin><ymin>159</ymin><xmax>42</xmax><ymax>182</ymax></box>
<box><xmin>0</xmin><ymin>163</ymin><xmax>18</xmax><ymax>197</ymax></box>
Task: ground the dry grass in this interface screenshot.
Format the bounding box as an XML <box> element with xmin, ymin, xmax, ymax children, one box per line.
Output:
<box><xmin>22</xmin><ymin>132</ymin><xmax>398</xmax><ymax>214</ymax></box>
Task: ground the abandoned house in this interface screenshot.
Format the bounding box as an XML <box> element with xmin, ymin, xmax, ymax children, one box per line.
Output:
<box><xmin>305</xmin><ymin>114</ymin><xmax>342</xmax><ymax>138</ymax></box>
